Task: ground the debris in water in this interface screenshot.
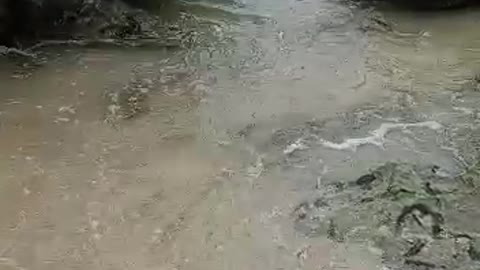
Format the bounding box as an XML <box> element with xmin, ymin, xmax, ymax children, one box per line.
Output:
<box><xmin>247</xmin><ymin>156</ymin><xmax>264</xmax><ymax>180</ymax></box>
<box><xmin>221</xmin><ymin>168</ymin><xmax>234</xmax><ymax>178</ymax></box>
<box><xmin>54</xmin><ymin>117</ymin><xmax>71</xmax><ymax>123</ymax></box>
<box><xmin>327</xmin><ymin>219</ymin><xmax>344</xmax><ymax>242</ymax></box>
<box><xmin>403</xmin><ymin>239</ymin><xmax>427</xmax><ymax>257</ymax></box>
<box><xmin>315</xmin><ymin>176</ymin><xmax>322</xmax><ymax>189</ymax></box>
<box><xmin>237</xmin><ymin>123</ymin><xmax>256</xmax><ymax>138</ymax></box>
<box><xmin>58</xmin><ymin>106</ymin><xmax>76</xmax><ymax>114</ymax></box>
<box><xmin>295</xmin><ymin>245</ymin><xmax>310</xmax><ymax>263</ymax></box>
<box><xmin>404</xmin><ymin>259</ymin><xmax>437</xmax><ymax>269</ymax></box>
<box><xmin>23</xmin><ymin>187</ymin><xmax>31</xmax><ymax>195</ymax></box>
<box><xmin>315</xmin><ymin>163</ymin><xmax>328</xmax><ymax>189</ymax></box>
<box><xmin>216</xmin><ymin>140</ymin><xmax>232</xmax><ymax>147</ymax></box>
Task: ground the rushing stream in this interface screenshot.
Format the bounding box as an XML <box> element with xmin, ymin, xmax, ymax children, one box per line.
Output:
<box><xmin>1</xmin><ymin>0</ymin><xmax>480</xmax><ymax>269</ymax></box>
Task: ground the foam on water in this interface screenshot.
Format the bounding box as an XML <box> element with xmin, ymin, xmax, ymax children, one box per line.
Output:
<box><xmin>283</xmin><ymin>138</ymin><xmax>309</xmax><ymax>155</ymax></box>
<box><xmin>319</xmin><ymin>121</ymin><xmax>443</xmax><ymax>151</ymax></box>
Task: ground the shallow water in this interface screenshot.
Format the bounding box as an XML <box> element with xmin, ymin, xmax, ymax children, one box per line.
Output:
<box><xmin>1</xmin><ymin>1</ymin><xmax>480</xmax><ymax>269</ymax></box>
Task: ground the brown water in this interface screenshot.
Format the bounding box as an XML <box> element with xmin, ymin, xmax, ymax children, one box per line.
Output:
<box><xmin>1</xmin><ymin>1</ymin><xmax>480</xmax><ymax>269</ymax></box>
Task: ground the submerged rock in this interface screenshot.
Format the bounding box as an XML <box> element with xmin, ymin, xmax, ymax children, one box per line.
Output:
<box><xmin>294</xmin><ymin>162</ymin><xmax>480</xmax><ymax>269</ymax></box>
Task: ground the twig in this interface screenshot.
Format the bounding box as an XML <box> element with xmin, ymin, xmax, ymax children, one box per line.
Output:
<box><xmin>404</xmin><ymin>259</ymin><xmax>437</xmax><ymax>269</ymax></box>
<box><xmin>403</xmin><ymin>239</ymin><xmax>427</xmax><ymax>257</ymax></box>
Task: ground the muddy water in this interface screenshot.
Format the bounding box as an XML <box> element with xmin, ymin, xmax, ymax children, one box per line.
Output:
<box><xmin>1</xmin><ymin>1</ymin><xmax>480</xmax><ymax>269</ymax></box>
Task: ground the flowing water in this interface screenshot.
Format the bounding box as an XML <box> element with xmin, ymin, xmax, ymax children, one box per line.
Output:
<box><xmin>1</xmin><ymin>1</ymin><xmax>480</xmax><ymax>269</ymax></box>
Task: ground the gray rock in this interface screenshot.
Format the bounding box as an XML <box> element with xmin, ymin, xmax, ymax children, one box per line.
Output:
<box><xmin>293</xmin><ymin>162</ymin><xmax>480</xmax><ymax>269</ymax></box>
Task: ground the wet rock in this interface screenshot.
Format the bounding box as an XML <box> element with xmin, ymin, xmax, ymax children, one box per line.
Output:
<box><xmin>403</xmin><ymin>239</ymin><xmax>427</xmax><ymax>257</ymax></box>
<box><xmin>395</xmin><ymin>203</ymin><xmax>444</xmax><ymax>238</ymax></box>
<box><xmin>293</xmin><ymin>162</ymin><xmax>480</xmax><ymax>269</ymax></box>
<box><xmin>360</xmin><ymin>12</ymin><xmax>393</xmax><ymax>33</ymax></box>
<box><xmin>0</xmin><ymin>0</ymin><xmax>169</xmax><ymax>47</ymax></box>
<box><xmin>355</xmin><ymin>173</ymin><xmax>376</xmax><ymax>188</ymax></box>
<box><xmin>468</xmin><ymin>238</ymin><xmax>480</xmax><ymax>261</ymax></box>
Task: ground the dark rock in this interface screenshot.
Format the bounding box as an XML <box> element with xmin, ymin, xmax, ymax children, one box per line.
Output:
<box><xmin>468</xmin><ymin>239</ymin><xmax>480</xmax><ymax>261</ymax></box>
<box><xmin>404</xmin><ymin>259</ymin><xmax>440</xmax><ymax>269</ymax></box>
<box><xmin>313</xmin><ymin>198</ymin><xmax>329</xmax><ymax>208</ymax></box>
<box><xmin>391</xmin><ymin>0</ymin><xmax>469</xmax><ymax>9</ymax></box>
<box><xmin>395</xmin><ymin>203</ymin><xmax>444</xmax><ymax>238</ymax></box>
<box><xmin>293</xmin><ymin>162</ymin><xmax>480</xmax><ymax>269</ymax></box>
<box><xmin>403</xmin><ymin>239</ymin><xmax>427</xmax><ymax>257</ymax></box>
<box><xmin>355</xmin><ymin>173</ymin><xmax>376</xmax><ymax>187</ymax></box>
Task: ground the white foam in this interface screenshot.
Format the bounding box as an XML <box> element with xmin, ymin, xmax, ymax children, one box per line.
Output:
<box><xmin>319</xmin><ymin>121</ymin><xmax>442</xmax><ymax>151</ymax></box>
<box><xmin>452</xmin><ymin>107</ymin><xmax>474</xmax><ymax>114</ymax></box>
<box><xmin>283</xmin><ymin>138</ymin><xmax>309</xmax><ymax>155</ymax></box>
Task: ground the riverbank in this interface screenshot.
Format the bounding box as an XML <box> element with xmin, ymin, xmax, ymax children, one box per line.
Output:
<box><xmin>0</xmin><ymin>0</ymin><xmax>170</xmax><ymax>49</ymax></box>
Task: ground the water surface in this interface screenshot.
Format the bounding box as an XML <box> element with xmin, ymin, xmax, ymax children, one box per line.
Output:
<box><xmin>1</xmin><ymin>1</ymin><xmax>480</xmax><ymax>269</ymax></box>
